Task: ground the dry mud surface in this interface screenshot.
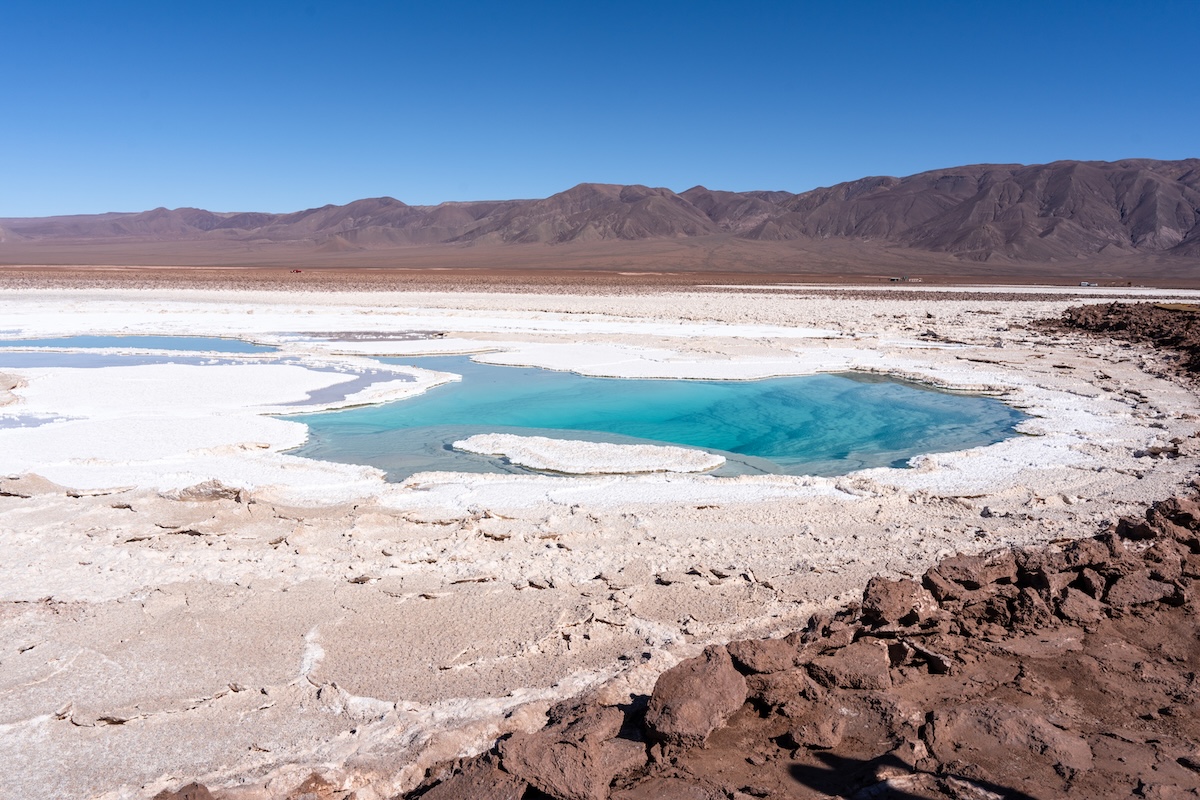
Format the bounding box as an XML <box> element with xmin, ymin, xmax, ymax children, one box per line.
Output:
<box><xmin>2</xmin><ymin>284</ymin><xmax>1200</xmax><ymax>799</ymax></box>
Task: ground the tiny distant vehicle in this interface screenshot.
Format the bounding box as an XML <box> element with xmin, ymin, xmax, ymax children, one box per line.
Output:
<box><xmin>290</xmin><ymin>269</ymin><xmax>302</xmax><ymax>273</ymax></box>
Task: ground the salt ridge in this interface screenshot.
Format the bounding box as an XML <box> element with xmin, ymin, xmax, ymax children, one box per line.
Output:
<box><xmin>452</xmin><ymin>433</ymin><xmax>726</xmax><ymax>474</ymax></box>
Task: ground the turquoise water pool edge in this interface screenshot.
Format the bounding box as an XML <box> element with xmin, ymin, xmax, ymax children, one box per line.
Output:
<box><xmin>284</xmin><ymin>355</ymin><xmax>1027</xmax><ymax>481</ymax></box>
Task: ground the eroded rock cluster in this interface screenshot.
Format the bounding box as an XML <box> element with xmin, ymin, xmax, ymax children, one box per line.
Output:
<box><xmin>1053</xmin><ymin>302</ymin><xmax>1200</xmax><ymax>375</ymax></box>
<box><xmin>397</xmin><ymin>496</ymin><xmax>1200</xmax><ymax>800</ymax></box>
<box><xmin>156</xmin><ymin>493</ymin><xmax>1200</xmax><ymax>800</ymax></box>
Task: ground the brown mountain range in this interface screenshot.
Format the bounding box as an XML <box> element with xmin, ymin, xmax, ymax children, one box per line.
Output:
<box><xmin>2</xmin><ymin>159</ymin><xmax>1198</xmax><ymax>282</ymax></box>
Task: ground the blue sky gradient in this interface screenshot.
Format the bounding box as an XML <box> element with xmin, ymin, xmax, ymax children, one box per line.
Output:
<box><xmin>3</xmin><ymin>1</ymin><xmax>1197</xmax><ymax>216</ymax></box>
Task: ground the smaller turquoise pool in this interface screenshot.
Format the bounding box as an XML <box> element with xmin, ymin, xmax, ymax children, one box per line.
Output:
<box><xmin>0</xmin><ymin>335</ymin><xmax>277</xmax><ymax>353</ymax></box>
<box><xmin>285</xmin><ymin>356</ymin><xmax>1027</xmax><ymax>480</ymax></box>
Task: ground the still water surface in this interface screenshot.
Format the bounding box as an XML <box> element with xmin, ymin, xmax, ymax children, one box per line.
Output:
<box><xmin>286</xmin><ymin>356</ymin><xmax>1026</xmax><ymax>480</ymax></box>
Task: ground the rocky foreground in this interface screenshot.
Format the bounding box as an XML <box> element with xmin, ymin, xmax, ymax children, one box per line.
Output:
<box><xmin>1053</xmin><ymin>302</ymin><xmax>1200</xmax><ymax>376</ymax></box>
<box><xmin>158</xmin><ymin>489</ymin><xmax>1200</xmax><ymax>800</ymax></box>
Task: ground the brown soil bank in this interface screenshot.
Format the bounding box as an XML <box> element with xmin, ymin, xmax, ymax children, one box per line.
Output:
<box><xmin>159</xmin><ymin>493</ymin><xmax>1200</xmax><ymax>800</ymax></box>
<box><xmin>1051</xmin><ymin>302</ymin><xmax>1200</xmax><ymax>375</ymax></box>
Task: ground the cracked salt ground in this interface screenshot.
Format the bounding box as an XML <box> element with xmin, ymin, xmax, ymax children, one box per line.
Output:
<box><xmin>2</xmin><ymin>285</ymin><xmax>1200</xmax><ymax>798</ymax></box>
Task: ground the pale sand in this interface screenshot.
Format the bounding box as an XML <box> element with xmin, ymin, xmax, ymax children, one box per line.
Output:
<box><xmin>2</xmin><ymin>284</ymin><xmax>1200</xmax><ymax>799</ymax></box>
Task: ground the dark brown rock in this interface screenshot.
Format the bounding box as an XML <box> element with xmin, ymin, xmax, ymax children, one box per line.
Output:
<box><xmin>1106</xmin><ymin>570</ymin><xmax>1175</xmax><ymax>608</ymax></box>
<box><xmin>1011</xmin><ymin>586</ymin><xmax>1056</xmax><ymax>630</ymax></box>
<box><xmin>644</xmin><ymin>646</ymin><xmax>747</xmax><ymax>750</ymax></box>
<box><xmin>610</xmin><ymin>777</ymin><xmax>724</xmax><ymax>799</ymax></box>
<box><xmin>1079</xmin><ymin>567</ymin><xmax>1108</xmax><ymax>598</ymax></box>
<box><xmin>1058</xmin><ymin>587</ymin><xmax>1105</xmax><ymax>625</ymax></box>
<box><xmin>1153</xmin><ymin>496</ymin><xmax>1200</xmax><ymax>529</ymax></box>
<box><xmin>727</xmin><ymin>636</ymin><xmax>803</xmax><ymax>674</ymax></box>
<box><xmin>786</xmin><ymin>699</ymin><xmax>848</xmax><ymax>750</ymax></box>
<box><xmin>1030</xmin><ymin>568</ymin><xmax>1076</xmax><ymax>599</ymax></box>
<box><xmin>808</xmin><ymin>639</ymin><xmax>892</xmax><ymax>691</ymax></box>
<box><xmin>498</xmin><ymin>705</ymin><xmax>644</xmax><ymax>800</ymax></box>
<box><xmin>744</xmin><ymin>668</ymin><xmax>822</xmax><ymax>713</ymax></box>
<box><xmin>418</xmin><ymin>756</ymin><xmax>526</xmax><ymax>800</ymax></box>
<box><xmin>927</xmin><ymin>704</ymin><xmax>1093</xmax><ymax>776</ymax></box>
<box><xmin>861</xmin><ymin>576</ymin><xmax>940</xmax><ymax>627</ymax></box>
<box><xmin>933</xmin><ymin>551</ymin><xmax>1018</xmax><ymax>589</ymax></box>
<box><xmin>1145</xmin><ymin>540</ymin><xmax>1187</xmax><ymax>583</ymax></box>
<box><xmin>922</xmin><ymin>567</ymin><xmax>962</xmax><ymax>601</ymax></box>
<box><xmin>1063</xmin><ymin>537</ymin><xmax>1115</xmax><ymax>569</ymax></box>
<box><xmin>1117</xmin><ymin>517</ymin><xmax>1158</xmax><ymax>541</ymax></box>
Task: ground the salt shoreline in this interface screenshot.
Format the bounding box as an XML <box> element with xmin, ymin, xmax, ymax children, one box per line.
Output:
<box><xmin>2</xmin><ymin>284</ymin><xmax>1200</xmax><ymax>799</ymax></box>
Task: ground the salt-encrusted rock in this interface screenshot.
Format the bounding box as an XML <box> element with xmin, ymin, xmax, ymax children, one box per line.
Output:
<box><xmin>498</xmin><ymin>704</ymin><xmax>643</xmax><ymax>800</ymax></box>
<box><xmin>282</xmin><ymin>774</ymin><xmax>339</xmax><ymax>799</ymax></box>
<box><xmin>861</xmin><ymin>576</ymin><xmax>939</xmax><ymax>627</ymax></box>
<box><xmin>170</xmin><ymin>478</ymin><xmax>246</xmax><ymax>503</ymax></box>
<box><xmin>453</xmin><ymin>433</ymin><xmax>725</xmax><ymax>474</ymax></box>
<box><xmin>1106</xmin><ymin>570</ymin><xmax>1176</xmax><ymax>608</ymax></box>
<box><xmin>645</xmin><ymin>646</ymin><xmax>747</xmax><ymax>749</ymax></box>
<box><xmin>152</xmin><ymin>784</ymin><xmax>213</xmax><ymax>800</ymax></box>
<box><xmin>0</xmin><ymin>473</ymin><xmax>69</xmax><ymax>498</ymax></box>
<box><xmin>808</xmin><ymin>639</ymin><xmax>892</xmax><ymax>691</ymax></box>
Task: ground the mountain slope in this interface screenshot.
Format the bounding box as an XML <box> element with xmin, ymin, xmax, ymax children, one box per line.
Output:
<box><xmin>2</xmin><ymin>159</ymin><xmax>1198</xmax><ymax>264</ymax></box>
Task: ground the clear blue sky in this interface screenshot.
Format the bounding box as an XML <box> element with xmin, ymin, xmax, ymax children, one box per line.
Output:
<box><xmin>3</xmin><ymin>0</ymin><xmax>1197</xmax><ymax>216</ymax></box>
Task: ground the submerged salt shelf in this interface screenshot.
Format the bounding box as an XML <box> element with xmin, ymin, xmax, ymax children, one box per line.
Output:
<box><xmin>0</xmin><ymin>334</ymin><xmax>278</xmax><ymax>353</ymax></box>
<box><xmin>286</xmin><ymin>355</ymin><xmax>1026</xmax><ymax>479</ymax></box>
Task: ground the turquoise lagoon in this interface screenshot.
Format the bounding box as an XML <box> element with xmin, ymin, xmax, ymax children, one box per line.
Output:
<box><xmin>286</xmin><ymin>356</ymin><xmax>1026</xmax><ymax>480</ymax></box>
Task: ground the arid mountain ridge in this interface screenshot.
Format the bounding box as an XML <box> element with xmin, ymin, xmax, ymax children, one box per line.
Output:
<box><xmin>3</xmin><ymin>159</ymin><xmax>1199</xmax><ymax>266</ymax></box>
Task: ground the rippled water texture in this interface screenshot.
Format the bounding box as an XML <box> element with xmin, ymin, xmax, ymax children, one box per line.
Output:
<box><xmin>287</xmin><ymin>356</ymin><xmax>1026</xmax><ymax>480</ymax></box>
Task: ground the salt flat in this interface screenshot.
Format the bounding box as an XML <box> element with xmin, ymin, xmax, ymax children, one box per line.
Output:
<box><xmin>2</xmin><ymin>284</ymin><xmax>1199</xmax><ymax>800</ymax></box>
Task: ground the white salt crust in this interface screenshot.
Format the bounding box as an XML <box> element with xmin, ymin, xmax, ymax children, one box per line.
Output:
<box><xmin>453</xmin><ymin>433</ymin><xmax>726</xmax><ymax>474</ymax></box>
<box><xmin>2</xmin><ymin>285</ymin><xmax>1200</xmax><ymax>800</ymax></box>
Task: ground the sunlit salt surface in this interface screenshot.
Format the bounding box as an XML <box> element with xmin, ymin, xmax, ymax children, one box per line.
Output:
<box><xmin>0</xmin><ymin>335</ymin><xmax>277</xmax><ymax>353</ymax></box>
<box><xmin>0</xmin><ymin>352</ymin><xmax>247</xmax><ymax>369</ymax></box>
<box><xmin>286</xmin><ymin>356</ymin><xmax>1027</xmax><ymax>480</ymax></box>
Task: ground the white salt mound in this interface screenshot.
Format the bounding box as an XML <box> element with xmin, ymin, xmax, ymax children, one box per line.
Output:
<box><xmin>452</xmin><ymin>433</ymin><xmax>726</xmax><ymax>474</ymax></box>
